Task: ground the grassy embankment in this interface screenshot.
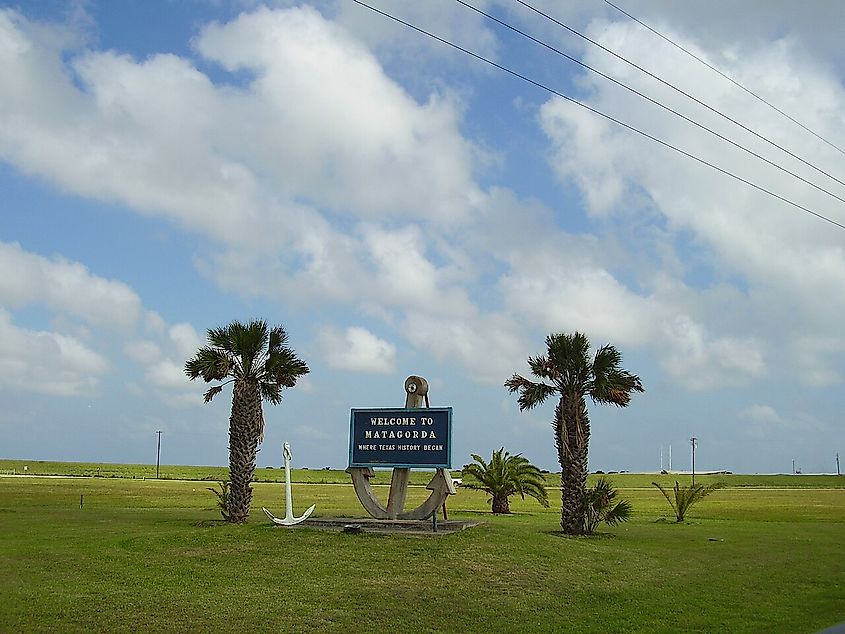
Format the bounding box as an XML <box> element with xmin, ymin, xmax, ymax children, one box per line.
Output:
<box><xmin>1</xmin><ymin>458</ymin><xmax>842</xmax><ymax>488</ymax></box>
<box><xmin>0</xmin><ymin>464</ymin><xmax>843</xmax><ymax>633</ymax></box>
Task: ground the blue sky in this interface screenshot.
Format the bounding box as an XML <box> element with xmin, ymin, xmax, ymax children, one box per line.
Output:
<box><xmin>1</xmin><ymin>0</ymin><xmax>843</xmax><ymax>474</ymax></box>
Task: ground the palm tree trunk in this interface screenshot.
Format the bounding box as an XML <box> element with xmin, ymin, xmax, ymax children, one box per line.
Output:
<box><xmin>491</xmin><ymin>493</ymin><xmax>510</xmax><ymax>514</ymax></box>
<box><xmin>227</xmin><ymin>380</ymin><xmax>263</xmax><ymax>523</ymax></box>
<box><xmin>553</xmin><ymin>399</ymin><xmax>567</xmax><ymax>529</ymax></box>
<box><xmin>558</xmin><ymin>394</ymin><xmax>591</xmax><ymax>535</ymax></box>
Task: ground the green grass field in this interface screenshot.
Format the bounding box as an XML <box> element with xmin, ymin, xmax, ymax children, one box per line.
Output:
<box><xmin>1</xmin><ymin>466</ymin><xmax>843</xmax><ymax>632</ymax></box>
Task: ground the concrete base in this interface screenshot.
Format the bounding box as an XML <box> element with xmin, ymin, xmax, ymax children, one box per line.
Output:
<box><xmin>271</xmin><ymin>516</ymin><xmax>481</xmax><ymax>535</ymax></box>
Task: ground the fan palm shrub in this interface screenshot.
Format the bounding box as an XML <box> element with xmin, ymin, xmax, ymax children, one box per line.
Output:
<box><xmin>461</xmin><ymin>448</ymin><xmax>549</xmax><ymax>514</ymax></box>
<box><xmin>506</xmin><ymin>332</ymin><xmax>643</xmax><ymax>534</ymax></box>
<box><xmin>185</xmin><ymin>320</ymin><xmax>309</xmax><ymax>523</ymax></box>
<box><xmin>206</xmin><ymin>480</ymin><xmax>231</xmax><ymax>521</ymax></box>
<box><xmin>583</xmin><ymin>477</ymin><xmax>631</xmax><ymax>534</ymax></box>
<box><xmin>652</xmin><ymin>480</ymin><xmax>724</xmax><ymax>522</ymax></box>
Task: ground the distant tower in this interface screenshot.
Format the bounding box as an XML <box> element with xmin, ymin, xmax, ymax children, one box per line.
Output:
<box><xmin>668</xmin><ymin>444</ymin><xmax>672</xmax><ymax>471</ymax></box>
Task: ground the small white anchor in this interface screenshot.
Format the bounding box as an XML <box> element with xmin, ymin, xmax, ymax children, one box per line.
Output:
<box><xmin>262</xmin><ymin>442</ymin><xmax>315</xmax><ymax>526</ymax></box>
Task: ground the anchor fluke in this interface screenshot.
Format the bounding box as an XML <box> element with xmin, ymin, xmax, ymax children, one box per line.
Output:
<box><xmin>263</xmin><ymin>503</ymin><xmax>315</xmax><ymax>526</ymax></box>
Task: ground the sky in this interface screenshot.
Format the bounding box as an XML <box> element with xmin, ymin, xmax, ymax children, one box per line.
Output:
<box><xmin>1</xmin><ymin>0</ymin><xmax>843</xmax><ymax>474</ymax></box>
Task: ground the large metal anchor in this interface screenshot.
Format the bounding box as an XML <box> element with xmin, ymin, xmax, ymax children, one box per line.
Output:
<box><xmin>347</xmin><ymin>376</ymin><xmax>455</xmax><ymax>520</ymax></box>
<box><xmin>263</xmin><ymin>442</ymin><xmax>316</xmax><ymax>526</ymax></box>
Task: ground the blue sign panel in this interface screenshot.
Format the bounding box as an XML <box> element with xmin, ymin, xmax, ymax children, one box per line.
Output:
<box><xmin>349</xmin><ymin>407</ymin><xmax>452</xmax><ymax>468</ymax></box>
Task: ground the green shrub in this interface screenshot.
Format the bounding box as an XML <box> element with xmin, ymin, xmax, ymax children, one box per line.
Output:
<box><xmin>584</xmin><ymin>477</ymin><xmax>631</xmax><ymax>534</ymax></box>
<box><xmin>206</xmin><ymin>480</ymin><xmax>231</xmax><ymax>521</ymax></box>
<box><xmin>652</xmin><ymin>480</ymin><xmax>724</xmax><ymax>522</ymax></box>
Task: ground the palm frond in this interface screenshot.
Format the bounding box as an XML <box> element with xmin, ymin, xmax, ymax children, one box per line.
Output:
<box><xmin>591</xmin><ymin>344</ymin><xmax>622</xmax><ymax>377</ymax></box>
<box><xmin>505</xmin><ymin>374</ymin><xmax>556</xmax><ymax>411</ymax></box>
<box><xmin>546</xmin><ymin>332</ymin><xmax>592</xmax><ymax>386</ymax></box>
<box><xmin>592</xmin><ymin>368</ymin><xmax>644</xmax><ymax>407</ymax></box>
<box><xmin>527</xmin><ymin>354</ymin><xmax>557</xmax><ymax>381</ymax></box>
<box><xmin>652</xmin><ymin>481</ymin><xmax>681</xmax><ymax>519</ymax></box>
<box><xmin>185</xmin><ymin>347</ymin><xmax>231</xmax><ymax>382</ymax></box>
<box><xmin>264</xmin><ymin>347</ymin><xmax>310</xmax><ymax>388</ymax></box>
<box><xmin>231</xmin><ymin>320</ymin><xmax>269</xmax><ymax>378</ymax></box>
<box><xmin>267</xmin><ymin>326</ymin><xmax>289</xmax><ymax>353</ymax></box>
<box><xmin>259</xmin><ymin>382</ymin><xmax>282</xmax><ymax>405</ymax></box>
<box><xmin>203</xmin><ymin>385</ymin><xmax>225</xmax><ymax>403</ymax></box>
<box><xmin>207</xmin><ymin>326</ymin><xmax>235</xmax><ymax>352</ymax></box>
<box><xmin>602</xmin><ymin>498</ymin><xmax>632</xmax><ymax>526</ymax></box>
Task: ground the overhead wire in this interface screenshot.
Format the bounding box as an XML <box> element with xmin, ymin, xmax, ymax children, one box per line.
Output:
<box><xmin>602</xmin><ymin>0</ymin><xmax>845</xmax><ymax>158</ymax></box>
<box><xmin>513</xmin><ymin>0</ymin><xmax>845</xmax><ymax>192</ymax></box>
<box><xmin>348</xmin><ymin>0</ymin><xmax>845</xmax><ymax>231</ymax></box>
<box><xmin>454</xmin><ymin>0</ymin><xmax>845</xmax><ymax>207</ymax></box>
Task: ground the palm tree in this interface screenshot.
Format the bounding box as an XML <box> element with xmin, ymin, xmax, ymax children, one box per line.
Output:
<box><xmin>185</xmin><ymin>320</ymin><xmax>309</xmax><ymax>523</ymax></box>
<box><xmin>461</xmin><ymin>447</ymin><xmax>549</xmax><ymax>514</ymax></box>
<box><xmin>505</xmin><ymin>332</ymin><xmax>643</xmax><ymax>535</ymax></box>
<box><xmin>652</xmin><ymin>480</ymin><xmax>724</xmax><ymax>522</ymax></box>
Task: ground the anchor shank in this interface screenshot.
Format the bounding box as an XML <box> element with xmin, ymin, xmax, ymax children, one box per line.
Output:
<box><xmin>284</xmin><ymin>450</ymin><xmax>294</xmax><ymax>520</ymax></box>
<box><xmin>386</xmin><ymin>467</ymin><xmax>411</xmax><ymax>517</ymax></box>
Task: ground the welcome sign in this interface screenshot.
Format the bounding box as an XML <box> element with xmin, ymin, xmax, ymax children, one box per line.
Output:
<box><xmin>348</xmin><ymin>407</ymin><xmax>452</xmax><ymax>469</ymax></box>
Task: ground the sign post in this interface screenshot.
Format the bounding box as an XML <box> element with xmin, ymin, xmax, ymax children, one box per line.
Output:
<box><xmin>346</xmin><ymin>376</ymin><xmax>455</xmax><ymax>520</ymax></box>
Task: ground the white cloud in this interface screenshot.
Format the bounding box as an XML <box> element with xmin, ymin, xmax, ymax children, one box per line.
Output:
<box><xmin>502</xmin><ymin>262</ymin><xmax>657</xmax><ymax>347</ymax></box>
<box><xmin>147</xmin><ymin>359</ymin><xmax>190</xmax><ymax>390</ymax></box>
<box><xmin>599</xmin><ymin>0</ymin><xmax>845</xmax><ymax>69</ymax></box>
<box><xmin>318</xmin><ymin>326</ymin><xmax>396</xmax><ymax>374</ymax></box>
<box><xmin>739</xmin><ymin>403</ymin><xmax>826</xmax><ymax>440</ymax></box>
<box><xmin>660</xmin><ymin>316</ymin><xmax>765</xmax><ymax>390</ymax></box>
<box><xmin>124</xmin><ymin>340</ymin><xmax>161</xmax><ymax>365</ymax></box>
<box><xmin>403</xmin><ymin>311</ymin><xmax>527</xmax><ymax>385</ymax></box>
<box><xmin>144</xmin><ymin>311</ymin><xmax>166</xmax><ymax>333</ymax></box>
<box><xmin>194</xmin><ymin>5</ymin><xmax>481</xmax><ymax>224</ymax></box>
<box><xmin>1</xmin><ymin>3</ymin><xmax>839</xmax><ymax>404</ymax></box>
<box><xmin>787</xmin><ymin>335</ymin><xmax>845</xmax><ymax>387</ymax></box>
<box><xmin>0</xmin><ymin>309</ymin><xmax>107</xmax><ymax>396</ymax></box>
<box><xmin>332</xmin><ymin>0</ymin><xmax>500</xmax><ymax>63</ymax></box>
<box><xmin>537</xmin><ymin>17</ymin><xmax>845</xmax><ymax>386</ymax></box>
<box><xmin>124</xmin><ymin>325</ymin><xmax>202</xmax><ymax>403</ymax></box>
<box><xmin>0</xmin><ymin>5</ymin><xmax>481</xmax><ymax>259</ymax></box>
<box><xmin>0</xmin><ymin>241</ymin><xmax>141</xmax><ymax>328</ymax></box>
<box><xmin>741</xmin><ymin>404</ymin><xmax>782</xmax><ymax>424</ymax></box>
<box><xmin>167</xmin><ymin>323</ymin><xmax>203</xmax><ymax>361</ymax></box>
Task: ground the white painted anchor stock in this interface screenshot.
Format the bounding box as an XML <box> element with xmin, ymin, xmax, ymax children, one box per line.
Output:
<box><xmin>262</xmin><ymin>442</ymin><xmax>315</xmax><ymax>526</ymax></box>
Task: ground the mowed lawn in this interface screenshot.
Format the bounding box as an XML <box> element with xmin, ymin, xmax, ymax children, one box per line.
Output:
<box><xmin>0</xmin><ymin>472</ymin><xmax>843</xmax><ymax>633</ymax></box>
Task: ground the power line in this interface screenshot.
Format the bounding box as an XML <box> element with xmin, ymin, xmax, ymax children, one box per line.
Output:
<box><xmin>513</xmin><ymin>0</ymin><xmax>845</xmax><ymax>194</ymax></box>
<box><xmin>349</xmin><ymin>0</ymin><xmax>845</xmax><ymax>231</ymax></box>
<box><xmin>603</xmin><ymin>0</ymin><xmax>845</xmax><ymax>158</ymax></box>
<box><xmin>454</xmin><ymin>0</ymin><xmax>845</xmax><ymax>207</ymax></box>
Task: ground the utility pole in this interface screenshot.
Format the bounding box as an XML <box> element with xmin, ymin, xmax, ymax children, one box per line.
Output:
<box><xmin>156</xmin><ymin>430</ymin><xmax>163</xmax><ymax>479</ymax></box>
<box><xmin>669</xmin><ymin>444</ymin><xmax>672</xmax><ymax>471</ymax></box>
<box><xmin>837</xmin><ymin>453</ymin><xmax>841</xmax><ymax>476</ymax></box>
<box><xmin>792</xmin><ymin>459</ymin><xmax>795</xmax><ymax>475</ymax></box>
<box><xmin>690</xmin><ymin>437</ymin><xmax>698</xmax><ymax>486</ymax></box>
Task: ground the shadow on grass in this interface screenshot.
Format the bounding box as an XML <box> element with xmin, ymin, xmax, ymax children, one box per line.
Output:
<box><xmin>542</xmin><ymin>530</ymin><xmax>616</xmax><ymax>540</ymax></box>
<box><xmin>453</xmin><ymin>509</ymin><xmax>543</xmax><ymax>517</ymax></box>
<box><xmin>193</xmin><ymin>519</ymin><xmax>229</xmax><ymax>527</ymax></box>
